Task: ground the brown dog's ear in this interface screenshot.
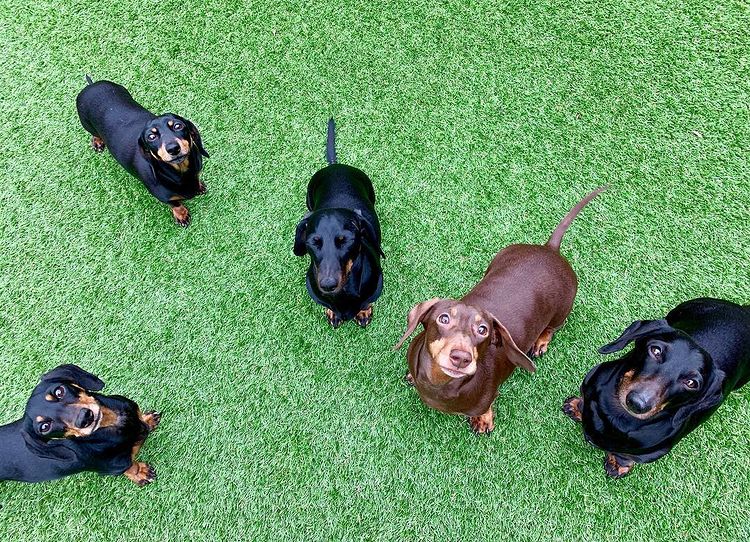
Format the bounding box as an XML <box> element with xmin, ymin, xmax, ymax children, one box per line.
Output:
<box><xmin>492</xmin><ymin>318</ymin><xmax>536</xmax><ymax>373</ymax></box>
<box><xmin>598</xmin><ymin>319</ymin><xmax>674</xmax><ymax>354</ymax></box>
<box><xmin>393</xmin><ymin>298</ymin><xmax>442</xmax><ymax>351</ymax></box>
<box><xmin>672</xmin><ymin>366</ymin><xmax>726</xmax><ymax>428</ymax></box>
<box><xmin>293</xmin><ymin>213</ymin><xmax>311</xmax><ymax>256</ymax></box>
<box><xmin>41</xmin><ymin>364</ymin><xmax>104</xmax><ymax>391</ymax></box>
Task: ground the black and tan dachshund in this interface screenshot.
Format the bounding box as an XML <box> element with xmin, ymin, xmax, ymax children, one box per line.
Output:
<box><xmin>563</xmin><ymin>298</ymin><xmax>750</xmax><ymax>478</ymax></box>
<box><xmin>76</xmin><ymin>76</ymin><xmax>209</xmax><ymax>226</ymax></box>
<box><xmin>294</xmin><ymin>119</ymin><xmax>384</xmax><ymax>328</ymax></box>
<box><xmin>0</xmin><ymin>364</ymin><xmax>160</xmax><ymax>485</ymax></box>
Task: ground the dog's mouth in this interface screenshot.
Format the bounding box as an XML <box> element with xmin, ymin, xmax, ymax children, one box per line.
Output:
<box><xmin>437</xmin><ymin>362</ymin><xmax>475</xmax><ymax>379</ymax></box>
<box><xmin>166</xmin><ymin>153</ymin><xmax>188</xmax><ymax>164</ymax></box>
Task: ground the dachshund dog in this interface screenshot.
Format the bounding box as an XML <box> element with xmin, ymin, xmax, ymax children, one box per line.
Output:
<box><xmin>563</xmin><ymin>298</ymin><xmax>750</xmax><ymax>478</ymax></box>
<box><xmin>394</xmin><ymin>187</ymin><xmax>605</xmax><ymax>433</ymax></box>
<box><xmin>76</xmin><ymin>76</ymin><xmax>209</xmax><ymax>226</ymax></box>
<box><xmin>0</xmin><ymin>364</ymin><xmax>160</xmax><ymax>485</ymax></box>
<box><xmin>294</xmin><ymin>119</ymin><xmax>384</xmax><ymax>328</ymax></box>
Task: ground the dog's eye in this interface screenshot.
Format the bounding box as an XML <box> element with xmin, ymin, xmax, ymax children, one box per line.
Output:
<box><xmin>477</xmin><ymin>324</ymin><xmax>488</xmax><ymax>336</ymax></box>
<box><xmin>438</xmin><ymin>313</ymin><xmax>450</xmax><ymax>325</ymax></box>
<box><xmin>39</xmin><ymin>421</ymin><xmax>51</xmax><ymax>434</ymax></box>
<box><xmin>53</xmin><ymin>386</ymin><xmax>65</xmax><ymax>399</ymax></box>
<box><xmin>649</xmin><ymin>345</ymin><xmax>662</xmax><ymax>360</ymax></box>
<box><xmin>335</xmin><ymin>235</ymin><xmax>345</xmax><ymax>245</ymax></box>
<box><xmin>684</xmin><ymin>379</ymin><xmax>700</xmax><ymax>390</ymax></box>
<box><xmin>311</xmin><ymin>235</ymin><xmax>322</xmax><ymax>247</ymax></box>
<box><xmin>173</xmin><ymin>122</ymin><xmax>183</xmax><ymax>130</ymax></box>
<box><xmin>147</xmin><ymin>133</ymin><xmax>158</xmax><ymax>141</ymax></box>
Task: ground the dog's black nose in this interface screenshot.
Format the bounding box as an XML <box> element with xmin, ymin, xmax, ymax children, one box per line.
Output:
<box><xmin>166</xmin><ymin>143</ymin><xmax>181</xmax><ymax>156</ymax></box>
<box><xmin>449</xmin><ymin>349</ymin><xmax>472</xmax><ymax>369</ymax></box>
<box><xmin>318</xmin><ymin>277</ymin><xmax>338</xmax><ymax>292</ymax></box>
<box><xmin>625</xmin><ymin>391</ymin><xmax>651</xmax><ymax>414</ymax></box>
<box><xmin>76</xmin><ymin>408</ymin><xmax>95</xmax><ymax>428</ymax></box>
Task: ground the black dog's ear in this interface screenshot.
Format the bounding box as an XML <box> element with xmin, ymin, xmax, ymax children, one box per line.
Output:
<box><xmin>173</xmin><ymin>114</ymin><xmax>209</xmax><ymax>158</ymax></box>
<box><xmin>41</xmin><ymin>364</ymin><xmax>104</xmax><ymax>391</ymax></box>
<box><xmin>598</xmin><ymin>319</ymin><xmax>674</xmax><ymax>354</ymax></box>
<box><xmin>354</xmin><ymin>210</ymin><xmax>384</xmax><ymax>258</ymax></box>
<box><xmin>293</xmin><ymin>213</ymin><xmax>311</xmax><ymax>256</ymax></box>
<box><xmin>21</xmin><ymin>420</ymin><xmax>77</xmax><ymax>461</ymax></box>
<box><xmin>672</xmin><ymin>367</ymin><xmax>726</xmax><ymax>429</ymax></box>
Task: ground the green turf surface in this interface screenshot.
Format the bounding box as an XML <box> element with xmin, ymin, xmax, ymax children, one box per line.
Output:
<box><xmin>1</xmin><ymin>0</ymin><xmax>749</xmax><ymax>540</ymax></box>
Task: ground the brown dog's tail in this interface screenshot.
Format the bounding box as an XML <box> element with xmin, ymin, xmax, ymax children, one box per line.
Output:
<box><xmin>546</xmin><ymin>185</ymin><xmax>608</xmax><ymax>251</ymax></box>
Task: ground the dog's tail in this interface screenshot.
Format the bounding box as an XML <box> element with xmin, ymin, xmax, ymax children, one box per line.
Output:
<box><xmin>326</xmin><ymin>118</ymin><xmax>337</xmax><ymax>164</ymax></box>
<box><xmin>546</xmin><ymin>185</ymin><xmax>608</xmax><ymax>251</ymax></box>
<box><xmin>85</xmin><ymin>74</ymin><xmax>94</xmax><ymax>85</ymax></box>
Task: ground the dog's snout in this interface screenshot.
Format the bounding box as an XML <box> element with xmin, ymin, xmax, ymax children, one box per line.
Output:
<box><xmin>76</xmin><ymin>408</ymin><xmax>95</xmax><ymax>429</ymax></box>
<box><xmin>166</xmin><ymin>142</ymin><xmax>181</xmax><ymax>156</ymax></box>
<box><xmin>318</xmin><ymin>276</ymin><xmax>338</xmax><ymax>292</ymax></box>
<box><xmin>449</xmin><ymin>349</ymin><xmax>472</xmax><ymax>369</ymax></box>
<box><xmin>625</xmin><ymin>391</ymin><xmax>652</xmax><ymax>414</ymax></box>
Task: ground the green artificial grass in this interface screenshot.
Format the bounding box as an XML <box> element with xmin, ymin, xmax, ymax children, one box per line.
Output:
<box><xmin>1</xmin><ymin>0</ymin><xmax>749</xmax><ymax>540</ymax></box>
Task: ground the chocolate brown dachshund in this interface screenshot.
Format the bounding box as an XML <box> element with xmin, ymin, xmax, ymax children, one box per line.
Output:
<box><xmin>394</xmin><ymin>186</ymin><xmax>606</xmax><ymax>433</ymax></box>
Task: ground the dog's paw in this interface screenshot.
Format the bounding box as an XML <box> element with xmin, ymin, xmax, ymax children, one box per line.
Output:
<box><xmin>124</xmin><ymin>462</ymin><xmax>157</xmax><ymax>487</ymax></box>
<box><xmin>324</xmin><ymin>308</ymin><xmax>343</xmax><ymax>329</ymax></box>
<box><xmin>197</xmin><ymin>181</ymin><xmax>207</xmax><ymax>195</ymax></box>
<box><xmin>562</xmin><ymin>396</ymin><xmax>583</xmax><ymax>422</ymax></box>
<box><xmin>404</xmin><ymin>372</ymin><xmax>415</xmax><ymax>386</ymax></box>
<box><xmin>141</xmin><ymin>410</ymin><xmax>162</xmax><ymax>432</ymax></box>
<box><xmin>354</xmin><ymin>305</ymin><xmax>373</xmax><ymax>328</ymax></box>
<box><xmin>604</xmin><ymin>454</ymin><xmax>634</xmax><ymax>479</ymax></box>
<box><xmin>529</xmin><ymin>327</ymin><xmax>554</xmax><ymax>358</ymax></box>
<box><xmin>468</xmin><ymin>410</ymin><xmax>494</xmax><ymax>435</ymax></box>
<box><xmin>171</xmin><ymin>205</ymin><xmax>191</xmax><ymax>227</ymax></box>
<box><xmin>91</xmin><ymin>136</ymin><xmax>106</xmax><ymax>153</ymax></box>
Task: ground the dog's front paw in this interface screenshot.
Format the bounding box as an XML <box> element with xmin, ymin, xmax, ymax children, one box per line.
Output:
<box><xmin>468</xmin><ymin>409</ymin><xmax>494</xmax><ymax>435</ymax></box>
<box><xmin>124</xmin><ymin>462</ymin><xmax>157</xmax><ymax>487</ymax></box>
<box><xmin>171</xmin><ymin>205</ymin><xmax>191</xmax><ymax>227</ymax></box>
<box><xmin>91</xmin><ymin>136</ymin><xmax>106</xmax><ymax>153</ymax></box>
<box><xmin>324</xmin><ymin>308</ymin><xmax>343</xmax><ymax>329</ymax></box>
<box><xmin>354</xmin><ymin>305</ymin><xmax>373</xmax><ymax>328</ymax></box>
<box><xmin>562</xmin><ymin>396</ymin><xmax>583</xmax><ymax>422</ymax></box>
<box><xmin>141</xmin><ymin>410</ymin><xmax>162</xmax><ymax>432</ymax></box>
<box><xmin>604</xmin><ymin>454</ymin><xmax>634</xmax><ymax>479</ymax></box>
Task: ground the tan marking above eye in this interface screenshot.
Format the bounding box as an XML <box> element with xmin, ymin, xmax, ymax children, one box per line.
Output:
<box><xmin>35</xmin><ymin>416</ymin><xmax>44</xmax><ymax>422</ymax></box>
<box><xmin>150</xmin><ymin>127</ymin><xmax>158</xmax><ymax>133</ymax></box>
<box><xmin>167</xmin><ymin>120</ymin><xmax>173</xmax><ymax>127</ymax></box>
<box><xmin>474</xmin><ymin>314</ymin><xmax>481</xmax><ymax>322</ymax></box>
<box><xmin>45</xmin><ymin>394</ymin><xmax>54</xmax><ymax>401</ymax></box>
<box><xmin>450</xmin><ymin>308</ymin><xmax>457</xmax><ymax>317</ymax></box>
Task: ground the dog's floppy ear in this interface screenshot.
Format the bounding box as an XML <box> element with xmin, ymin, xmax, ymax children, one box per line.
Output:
<box><xmin>21</xmin><ymin>419</ymin><xmax>77</xmax><ymax>461</ymax></box>
<box><xmin>173</xmin><ymin>114</ymin><xmax>209</xmax><ymax>158</ymax></box>
<box><xmin>354</xmin><ymin>210</ymin><xmax>384</xmax><ymax>258</ymax></box>
<box><xmin>41</xmin><ymin>364</ymin><xmax>104</xmax><ymax>391</ymax></box>
<box><xmin>598</xmin><ymin>319</ymin><xmax>674</xmax><ymax>354</ymax></box>
<box><xmin>293</xmin><ymin>213</ymin><xmax>311</xmax><ymax>256</ymax></box>
<box><xmin>672</xmin><ymin>366</ymin><xmax>726</xmax><ymax>429</ymax></box>
<box><xmin>393</xmin><ymin>298</ymin><xmax>442</xmax><ymax>351</ymax></box>
<box><xmin>492</xmin><ymin>318</ymin><xmax>536</xmax><ymax>373</ymax></box>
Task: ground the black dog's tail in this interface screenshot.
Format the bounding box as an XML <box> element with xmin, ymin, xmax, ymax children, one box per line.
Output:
<box><xmin>326</xmin><ymin>118</ymin><xmax>337</xmax><ymax>164</ymax></box>
<box><xmin>85</xmin><ymin>74</ymin><xmax>94</xmax><ymax>85</ymax></box>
